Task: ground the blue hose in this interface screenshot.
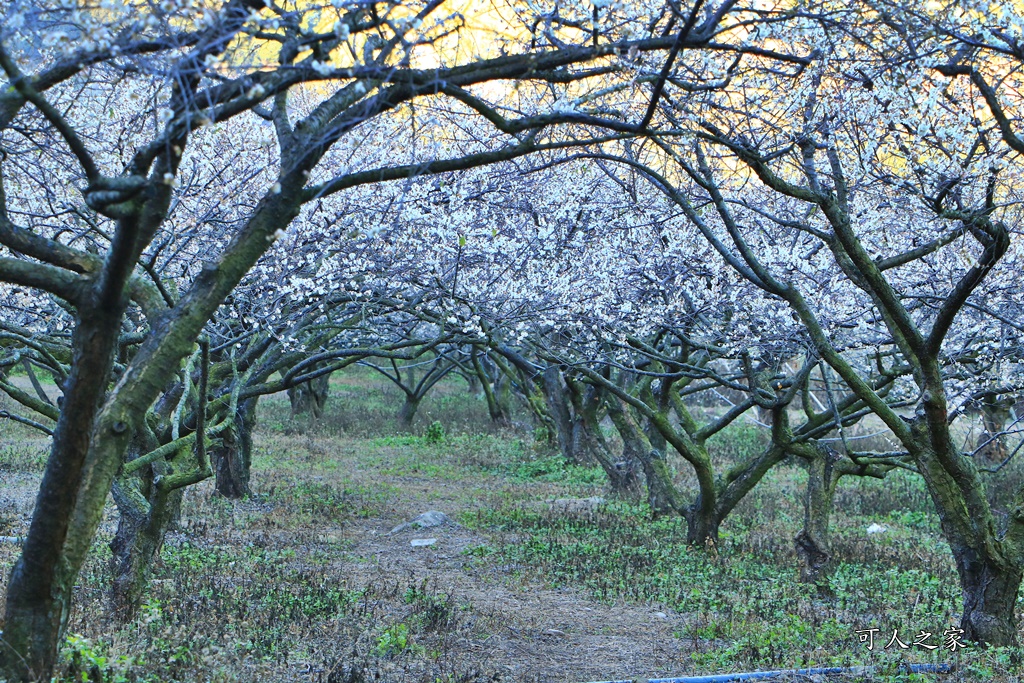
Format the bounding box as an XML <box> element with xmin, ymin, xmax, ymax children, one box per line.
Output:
<box><xmin>585</xmin><ymin>662</ymin><xmax>953</xmax><ymax>683</ymax></box>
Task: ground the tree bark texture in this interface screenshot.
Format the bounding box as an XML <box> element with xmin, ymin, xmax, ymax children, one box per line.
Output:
<box><xmin>794</xmin><ymin>451</ymin><xmax>840</xmax><ymax>591</ymax></box>
<box><xmin>212</xmin><ymin>397</ymin><xmax>257</xmax><ymax>498</ymax></box>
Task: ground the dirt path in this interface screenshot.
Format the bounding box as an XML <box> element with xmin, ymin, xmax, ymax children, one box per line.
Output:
<box><xmin>246</xmin><ymin>433</ymin><xmax>702</xmax><ymax>682</ymax></box>
<box><xmin>338</xmin><ymin>515</ymin><xmax>692</xmax><ymax>683</ymax></box>
<box><xmin>1</xmin><ymin>429</ymin><xmax>698</xmax><ymax>683</ymax></box>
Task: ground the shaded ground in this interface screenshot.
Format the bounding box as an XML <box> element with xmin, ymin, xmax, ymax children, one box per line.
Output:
<box><xmin>0</xmin><ymin>424</ymin><xmax>693</xmax><ymax>683</ymax></box>
<box><xmin>2</xmin><ymin>375</ymin><xmax>1023</xmax><ymax>682</ymax></box>
<box><xmin>338</xmin><ymin>518</ymin><xmax>690</xmax><ymax>682</ymax></box>
<box><xmin>184</xmin><ymin>428</ymin><xmax>696</xmax><ymax>682</ymax></box>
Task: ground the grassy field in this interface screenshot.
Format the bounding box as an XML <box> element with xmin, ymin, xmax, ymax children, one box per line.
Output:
<box><xmin>1</xmin><ymin>368</ymin><xmax>1023</xmax><ymax>682</ymax></box>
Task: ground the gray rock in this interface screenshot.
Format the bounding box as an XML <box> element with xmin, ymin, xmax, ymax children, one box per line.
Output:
<box><xmin>390</xmin><ymin>510</ymin><xmax>453</xmax><ymax>534</ymax></box>
<box><xmin>548</xmin><ymin>497</ymin><xmax>607</xmax><ymax>514</ymax></box>
<box><xmin>410</xmin><ymin>538</ymin><xmax>437</xmax><ymax>547</ymax></box>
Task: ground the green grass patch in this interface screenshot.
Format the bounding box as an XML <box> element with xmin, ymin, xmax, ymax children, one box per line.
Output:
<box><xmin>469</xmin><ymin>499</ymin><xmax>992</xmax><ymax>674</ymax></box>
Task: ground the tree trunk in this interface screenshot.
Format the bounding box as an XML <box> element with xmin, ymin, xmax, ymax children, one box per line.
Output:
<box><xmin>287</xmin><ymin>372</ymin><xmax>330</xmax><ymax>419</ymax></box>
<box><xmin>495</xmin><ymin>373</ymin><xmax>513</xmax><ymax>422</ymax></box>
<box><xmin>914</xmin><ymin>425</ymin><xmax>1024</xmax><ymax>646</ymax></box>
<box><xmin>1</xmin><ymin>296</ymin><xmax>127</xmax><ymax>681</ymax></box>
<box><xmin>397</xmin><ymin>394</ymin><xmax>421</xmax><ymax>428</ymax></box>
<box><xmin>579</xmin><ymin>389</ymin><xmax>640</xmax><ymax>495</ymax></box>
<box><xmin>569</xmin><ymin>417</ymin><xmax>590</xmax><ymax>465</ymax></box>
<box><xmin>685</xmin><ymin>510</ymin><xmax>721</xmax><ymax>548</ymax></box>
<box><xmin>212</xmin><ymin>397</ymin><xmax>257</xmax><ymax>498</ymax></box>
<box><xmin>644</xmin><ymin>410</ymin><xmax>720</xmax><ymax>547</ymax></box>
<box><xmin>957</xmin><ymin>553</ymin><xmax>1023</xmax><ymax>645</ymax></box>
<box><xmin>569</xmin><ymin>380</ymin><xmax>638</xmax><ymax>492</ymax></box>
<box><xmin>645</xmin><ymin>414</ymin><xmax>668</xmax><ymax>462</ymax></box>
<box><xmin>794</xmin><ymin>450</ymin><xmax>840</xmax><ymax>592</ymax></box>
<box><xmin>526</xmin><ymin>382</ymin><xmax>557</xmax><ymax>445</ymax></box>
<box><xmin>472</xmin><ymin>351</ymin><xmax>507</xmax><ymax>425</ymax></box>
<box><xmin>607</xmin><ymin>398</ymin><xmax>686</xmax><ymax>516</ymax></box>
<box><xmin>109</xmin><ymin>476</ymin><xmax>181</xmax><ymax>620</ymax></box>
<box><xmin>977</xmin><ymin>396</ymin><xmax>1012</xmax><ymax>465</ymax></box>
<box><xmin>542</xmin><ymin>366</ymin><xmax>579</xmax><ymax>463</ymax></box>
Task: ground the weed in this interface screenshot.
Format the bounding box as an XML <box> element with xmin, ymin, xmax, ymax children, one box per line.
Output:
<box><xmin>404</xmin><ymin>580</ymin><xmax>457</xmax><ymax>631</ymax></box>
<box><xmin>468</xmin><ymin>498</ymin><xmax>988</xmax><ymax>673</ymax></box>
<box><xmin>376</xmin><ymin>623</ymin><xmax>418</xmax><ymax>656</ymax></box>
<box><xmin>708</xmin><ymin>422</ymin><xmax>769</xmax><ymax>463</ymax></box>
<box><xmin>504</xmin><ymin>454</ymin><xmax>605</xmax><ymax>487</ymax></box>
<box><xmin>0</xmin><ymin>443</ymin><xmax>49</xmax><ymax>472</ymax></box>
<box><xmin>425</xmin><ymin>421</ymin><xmax>446</xmax><ymax>444</ymax></box>
<box><xmin>61</xmin><ymin>634</ymin><xmax>134</xmax><ymax>683</ymax></box>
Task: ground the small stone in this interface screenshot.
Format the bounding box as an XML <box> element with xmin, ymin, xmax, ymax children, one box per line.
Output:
<box><xmin>410</xmin><ymin>538</ymin><xmax>437</xmax><ymax>547</ymax></box>
<box><xmin>866</xmin><ymin>523</ymin><xmax>887</xmax><ymax>535</ymax></box>
<box><xmin>391</xmin><ymin>510</ymin><xmax>453</xmax><ymax>534</ymax></box>
<box><xmin>654</xmin><ymin>612</ymin><xmax>668</xmax><ymax>619</ymax></box>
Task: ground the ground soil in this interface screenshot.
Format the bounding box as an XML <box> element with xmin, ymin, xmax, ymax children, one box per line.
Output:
<box><xmin>338</xmin><ymin>517</ymin><xmax>691</xmax><ymax>683</ymax></box>
<box><xmin>0</xmin><ymin>430</ymin><xmax>695</xmax><ymax>683</ymax></box>
<box><xmin>2</xmin><ymin>382</ymin><xmax>991</xmax><ymax>683</ymax></box>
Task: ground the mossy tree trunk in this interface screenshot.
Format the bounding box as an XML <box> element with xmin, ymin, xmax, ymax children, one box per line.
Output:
<box><xmin>790</xmin><ymin>438</ymin><xmax>902</xmax><ymax>594</ymax></box>
<box><xmin>541</xmin><ymin>365</ymin><xmax>583</xmax><ymax>464</ymax></box>
<box><xmin>287</xmin><ymin>370</ymin><xmax>330</xmax><ymax>419</ymax></box>
<box><xmin>957</xmin><ymin>554</ymin><xmax>1023</xmax><ymax>645</ymax></box>
<box><xmin>397</xmin><ymin>393</ymin><xmax>422</xmax><ymax>428</ymax></box>
<box><xmin>212</xmin><ymin>396</ymin><xmax>257</xmax><ymax>498</ymax></box>
<box><xmin>913</xmin><ymin>421</ymin><xmax>1024</xmax><ymax>646</ymax></box>
<box><xmin>109</xmin><ymin>341</ymin><xmax>213</xmax><ymax>619</ymax></box>
<box><xmin>1</xmin><ymin>304</ymin><xmax>128</xmax><ymax>680</ymax></box>
<box><xmin>471</xmin><ymin>348</ymin><xmax>508</xmax><ymax>425</ymax></box>
<box><xmin>571</xmin><ymin>380</ymin><xmax>641</xmax><ymax>495</ymax></box>
<box><xmin>464</xmin><ymin>370</ymin><xmax>480</xmax><ymax>396</ymax></box>
<box><xmin>793</xmin><ymin>449</ymin><xmax>841</xmax><ymax>590</ymax></box>
<box><xmin>494</xmin><ymin>349</ymin><xmax>557</xmax><ymax>445</ymax></box>
<box><xmin>109</xmin><ymin>470</ymin><xmax>182</xmax><ymax>620</ymax></box>
<box><xmin>526</xmin><ymin>379</ymin><xmax>558</xmax><ymax>445</ymax></box>
<box><xmin>606</xmin><ymin>397</ymin><xmax>686</xmax><ymax>516</ymax></box>
<box><xmin>495</xmin><ymin>371</ymin><xmax>513</xmax><ymax>423</ymax></box>
<box><xmin>490</xmin><ymin>348</ymin><xmax>571</xmax><ymax>446</ymax></box>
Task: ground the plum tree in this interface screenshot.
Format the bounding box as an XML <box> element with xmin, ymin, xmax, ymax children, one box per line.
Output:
<box><xmin>0</xmin><ymin>0</ymin><xmax>828</xmax><ymax>676</ymax></box>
